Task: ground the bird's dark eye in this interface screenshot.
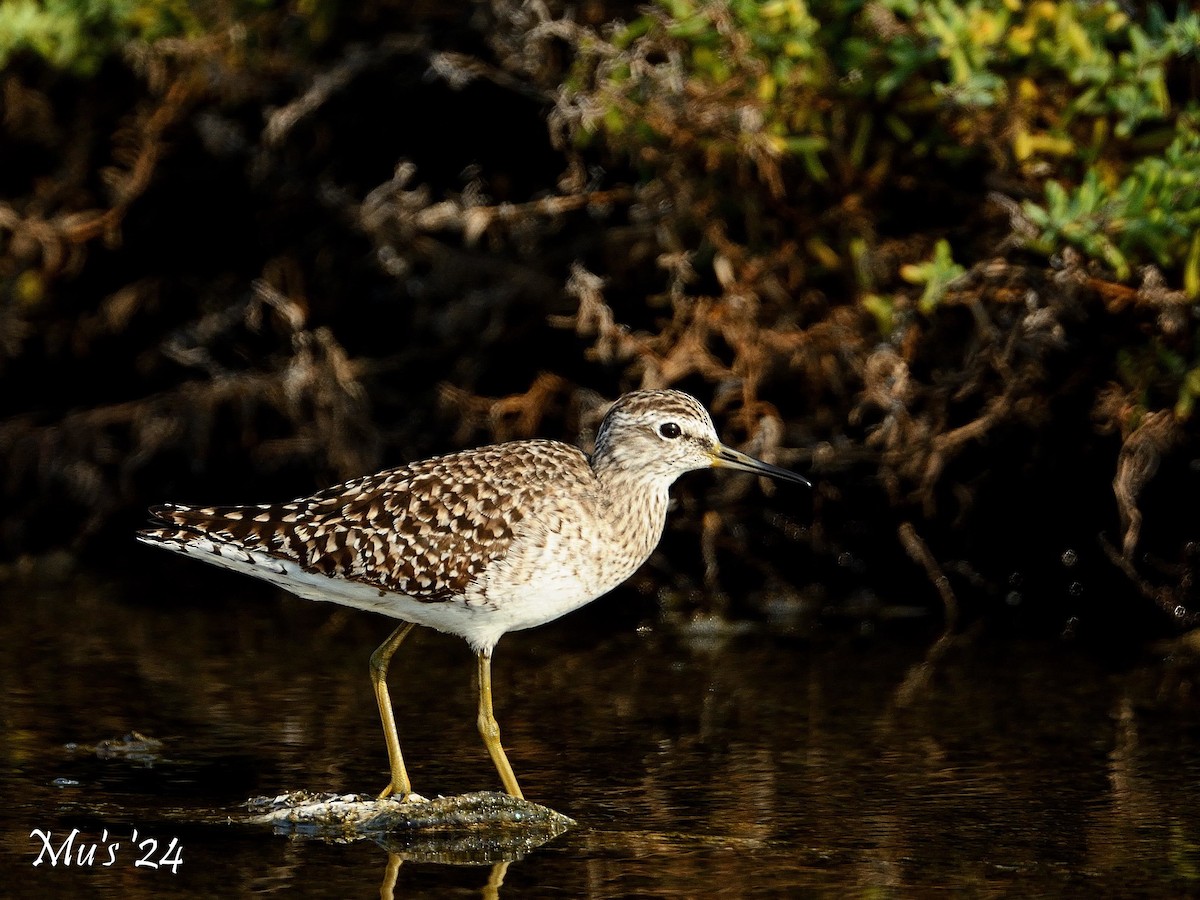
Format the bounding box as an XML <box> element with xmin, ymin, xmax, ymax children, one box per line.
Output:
<box><xmin>659</xmin><ymin>422</ymin><xmax>682</xmax><ymax>439</ymax></box>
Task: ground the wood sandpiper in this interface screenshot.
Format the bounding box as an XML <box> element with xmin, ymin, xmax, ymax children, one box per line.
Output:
<box><xmin>138</xmin><ymin>389</ymin><xmax>810</xmax><ymax>800</ymax></box>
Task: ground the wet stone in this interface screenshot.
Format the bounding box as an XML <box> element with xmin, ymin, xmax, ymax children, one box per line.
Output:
<box><xmin>241</xmin><ymin>790</ymin><xmax>576</xmax><ymax>841</ymax></box>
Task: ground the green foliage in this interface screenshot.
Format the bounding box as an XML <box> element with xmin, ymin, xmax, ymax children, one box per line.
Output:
<box><xmin>876</xmin><ymin>0</ymin><xmax>1200</xmax><ymax>137</ymax></box>
<box><xmin>860</xmin><ymin>293</ymin><xmax>897</xmax><ymax>336</ymax></box>
<box><xmin>861</xmin><ymin>240</ymin><xmax>965</xmax><ymax>335</ymax></box>
<box><xmin>582</xmin><ymin>0</ymin><xmax>834</xmax><ymax>188</ymax></box>
<box><xmin>901</xmin><ymin>239</ymin><xmax>966</xmax><ymax>314</ymax></box>
<box><xmin>570</xmin><ymin>0</ymin><xmax>1200</xmax><ymax>281</ymax></box>
<box><xmin>0</xmin><ymin>0</ymin><xmax>292</xmax><ymax>75</ymax></box>
<box><xmin>1179</xmin><ymin>367</ymin><xmax>1200</xmax><ymax>422</ymax></box>
<box><xmin>561</xmin><ymin>0</ymin><xmax>1200</xmax><ymax>433</ymax></box>
<box><xmin>1023</xmin><ymin>120</ymin><xmax>1200</xmax><ymax>286</ymax></box>
<box><xmin>1118</xmin><ymin>337</ymin><xmax>1200</xmax><ymax>422</ymax></box>
<box><xmin>0</xmin><ymin>0</ymin><xmax>198</xmax><ymax>73</ymax></box>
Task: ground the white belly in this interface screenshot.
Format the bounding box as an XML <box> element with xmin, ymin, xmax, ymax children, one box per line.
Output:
<box><xmin>138</xmin><ymin>530</ymin><xmax>624</xmax><ymax>655</ymax></box>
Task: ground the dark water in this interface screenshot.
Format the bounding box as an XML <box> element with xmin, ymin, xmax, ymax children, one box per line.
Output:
<box><xmin>3</xmin><ymin>563</ymin><xmax>1200</xmax><ymax>897</ymax></box>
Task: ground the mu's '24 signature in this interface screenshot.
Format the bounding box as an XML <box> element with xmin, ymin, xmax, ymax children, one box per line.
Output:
<box><xmin>30</xmin><ymin>828</ymin><xmax>182</xmax><ymax>873</ymax></box>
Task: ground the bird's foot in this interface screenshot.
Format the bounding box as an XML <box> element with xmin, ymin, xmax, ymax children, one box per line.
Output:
<box><xmin>377</xmin><ymin>782</ymin><xmax>426</xmax><ymax>803</ymax></box>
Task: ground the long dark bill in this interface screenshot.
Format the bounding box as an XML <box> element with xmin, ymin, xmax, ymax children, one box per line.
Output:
<box><xmin>713</xmin><ymin>445</ymin><xmax>812</xmax><ymax>488</ymax></box>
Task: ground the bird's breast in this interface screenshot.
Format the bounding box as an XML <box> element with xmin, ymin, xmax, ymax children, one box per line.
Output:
<box><xmin>479</xmin><ymin>482</ymin><xmax>669</xmax><ymax>608</ymax></box>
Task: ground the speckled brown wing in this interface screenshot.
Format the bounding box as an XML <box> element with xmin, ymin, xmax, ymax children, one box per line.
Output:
<box><xmin>143</xmin><ymin>439</ymin><xmax>595</xmax><ymax>602</ymax></box>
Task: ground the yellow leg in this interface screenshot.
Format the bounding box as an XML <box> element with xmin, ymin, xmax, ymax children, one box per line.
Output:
<box><xmin>476</xmin><ymin>650</ymin><xmax>523</xmax><ymax>798</ymax></box>
<box><xmin>483</xmin><ymin>860</ymin><xmax>511</xmax><ymax>900</ymax></box>
<box><xmin>371</xmin><ymin>622</ymin><xmax>416</xmax><ymax>800</ymax></box>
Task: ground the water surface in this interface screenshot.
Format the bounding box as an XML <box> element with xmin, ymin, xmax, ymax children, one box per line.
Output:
<box><xmin>2</xmin><ymin>564</ymin><xmax>1199</xmax><ymax>896</ymax></box>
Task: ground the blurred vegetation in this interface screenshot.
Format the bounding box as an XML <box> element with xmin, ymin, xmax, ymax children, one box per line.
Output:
<box><xmin>0</xmin><ymin>0</ymin><xmax>1196</xmax><ymax>638</ymax></box>
<box><xmin>561</xmin><ymin>0</ymin><xmax>1200</xmax><ymax>394</ymax></box>
<box><xmin>0</xmin><ymin>0</ymin><xmax>196</xmax><ymax>74</ymax></box>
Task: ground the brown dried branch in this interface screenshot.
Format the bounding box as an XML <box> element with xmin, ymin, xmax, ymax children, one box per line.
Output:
<box><xmin>1112</xmin><ymin>409</ymin><xmax>1182</xmax><ymax>559</ymax></box>
<box><xmin>898</xmin><ymin>521</ymin><xmax>960</xmax><ymax>632</ymax></box>
<box><xmin>0</xmin><ymin>75</ymin><xmax>198</xmax><ymax>279</ymax></box>
<box><xmin>1100</xmin><ymin>535</ymin><xmax>1200</xmax><ymax>628</ymax></box>
<box><xmin>263</xmin><ymin>36</ymin><xmax>430</xmax><ymax>147</ymax></box>
<box><xmin>551</xmin><ymin>263</ymin><xmax>655</xmax><ymax>371</ymax></box>
<box><xmin>439</xmin><ymin>373</ymin><xmax>572</xmax><ymax>445</ymax></box>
